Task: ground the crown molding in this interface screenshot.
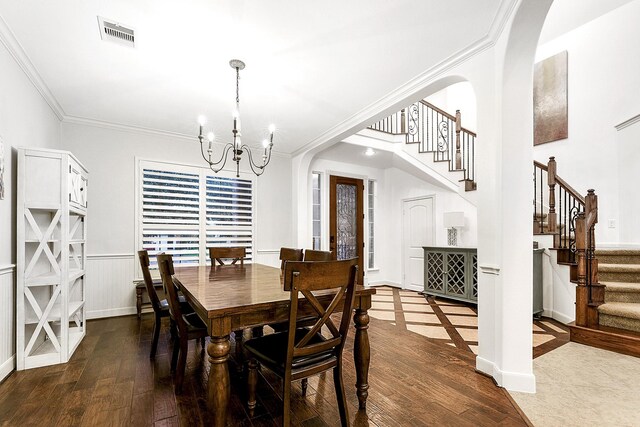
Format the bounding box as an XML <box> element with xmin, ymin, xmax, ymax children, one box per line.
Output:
<box><xmin>292</xmin><ymin>0</ymin><xmax>519</xmax><ymax>158</ymax></box>
<box><xmin>615</xmin><ymin>113</ymin><xmax>640</xmax><ymax>131</ymax></box>
<box><xmin>63</xmin><ymin>115</ymin><xmax>291</xmax><ymax>158</ymax></box>
<box><xmin>0</xmin><ymin>14</ymin><xmax>65</xmax><ymax>120</ymax></box>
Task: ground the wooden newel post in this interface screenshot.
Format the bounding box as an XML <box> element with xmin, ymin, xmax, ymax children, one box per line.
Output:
<box><xmin>401</xmin><ymin>108</ymin><xmax>406</xmax><ymax>134</ymax></box>
<box><xmin>585</xmin><ymin>189</ymin><xmax>598</xmax><ymax>284</ymax></box>
<box><xmin>547</xmin><ymin>157</ymin><xmax>557</xmax><ymax>233</ymax></box>
<box><xmin>575</xmin><ymin>212</ymin><xmax>588</xmax><ymax>327</ymax></box>
<box><xmin>455</xmin><ymin>110</ymin><xmax>462</xmax><ymax>170</ymax></box>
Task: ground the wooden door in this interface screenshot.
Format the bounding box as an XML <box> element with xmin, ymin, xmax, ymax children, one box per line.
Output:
<box><xmin>329</xmin><ymin>176</ymin><xmax>364</xmax><ymax>284</ymax></box>
<box><xmin>402</xmin><ymin>197</ymin><xmax>434</xmax><ymax>291</ymax></box>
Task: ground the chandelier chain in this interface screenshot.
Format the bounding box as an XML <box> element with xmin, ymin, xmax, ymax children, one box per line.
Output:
<box><xmin>236</xmin><ymin>67</ymin><xmax>240</xmax><ymax>105</ymax></box>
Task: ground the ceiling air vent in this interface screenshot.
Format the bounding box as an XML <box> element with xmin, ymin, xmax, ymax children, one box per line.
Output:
<box><xmin>97</xmin><ymin>16</ymin><xmax>135</xmax><ymax>47</ymax></box>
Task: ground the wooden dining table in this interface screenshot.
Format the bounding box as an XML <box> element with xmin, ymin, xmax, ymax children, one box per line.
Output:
<box><xmin>172</xmin><ymin>262</ymin><xmax>375</xmax><ymax>427</ymax></box>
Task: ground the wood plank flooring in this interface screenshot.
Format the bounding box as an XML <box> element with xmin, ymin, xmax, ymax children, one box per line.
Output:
<box><xmin>0</xmin><ymin>311</ymin><xmax>529</xmax><ymax>426</ymax></box>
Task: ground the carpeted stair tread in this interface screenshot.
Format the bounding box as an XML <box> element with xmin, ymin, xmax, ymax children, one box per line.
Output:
<box><xmin>598</xmin><ymin>263</ymin><xmax>640</xmax><ymax>273</ymax></box>
<box><xmin>595</xmin><ymin>249</ymin><xmax>640</xmax><ymax>256</ymax></box>
<box><xmin>598</xmin><ymin>302</ymin><xmax>640</xmax><ymax>320</ymax></box>
<box><xmin>602</xmin><ymin>281</ymin><xmax>640</xmax><ymax>293</ymax></box>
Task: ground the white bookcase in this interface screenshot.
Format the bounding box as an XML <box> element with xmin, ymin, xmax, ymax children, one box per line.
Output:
<box><xmin>16</xmin><ymin>147</ymin><xmax>88</xmax><ymax>370</ymax></box>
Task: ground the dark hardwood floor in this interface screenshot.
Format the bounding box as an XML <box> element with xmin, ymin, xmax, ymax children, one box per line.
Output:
<box><xmin>0</xmin><ymin>313</ymin><xmax>529</xmax><ymax>426</ymax></box>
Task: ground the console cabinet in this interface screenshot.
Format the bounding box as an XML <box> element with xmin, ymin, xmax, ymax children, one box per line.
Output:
<box><xmin>16</xmin><ymin>148</ymin><xmax>88</xmax><ymax>370</ymax></box>
<box><xmin>423</xmin><ymin>247</ymin><xmax>477</xmax><ymax>304</ymax></box>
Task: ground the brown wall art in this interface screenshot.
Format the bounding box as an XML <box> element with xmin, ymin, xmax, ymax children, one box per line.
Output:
<box><xmin>534</xmin><ymin>51</ymin><xmax>568</xmax><ymax>145</ymax></box>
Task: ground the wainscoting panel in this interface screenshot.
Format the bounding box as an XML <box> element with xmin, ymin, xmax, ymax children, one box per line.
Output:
<box><xmin>0</xmin><ymin>265</ymin><xmax>15</xmax><ymax>382</ymax></box>
<box><xmin>254</xmin><ymin>249</ymin><xmax>280</xmax><ymax>269</ymax></box>
<box><xmin>86</xmin><ymin>254</ymin><xmax>136</xmax><ymax>319</ymax></box>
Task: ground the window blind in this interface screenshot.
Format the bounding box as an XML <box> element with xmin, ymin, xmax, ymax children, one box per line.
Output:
<box><xmin>139</xmin><ymin>162</ymin><xmax>254</xmax><ymax>268</ymax></box>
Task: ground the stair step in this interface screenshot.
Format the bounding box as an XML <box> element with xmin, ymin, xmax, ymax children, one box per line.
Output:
<box><xmin>595</xmin><ymin>249</ymin><xmax>640</xmax><ymax>265</ymax></box>
<box><xmin>598</xmin><ymin>263</ymin><xmax>640</xmax><ymax>283</ymax></box>
<box><xmin>598</xmin><ymin>302</ymin><xmax>640</xmax><ymax>320</ymax></box>
<box><xmin>602</xmin><ymin>281</ymin><xmax>640</xmax><ymax>293</ymax></box>
<box><xmin>569</xmin><ymin>321</ymin><xmax>640</xmax><ymax>358</ymax></box>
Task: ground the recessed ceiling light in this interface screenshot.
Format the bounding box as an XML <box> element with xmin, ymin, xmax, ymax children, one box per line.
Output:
<box><xmin>365</xmin><ymin>148</ymin><xmax>376</xmax><ymax>156</ymax></box>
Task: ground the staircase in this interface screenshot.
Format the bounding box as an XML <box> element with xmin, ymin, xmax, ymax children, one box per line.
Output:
<box><xmin>368</xmin><ymin>100</ymin><xmax>477</xmax><ymax>191</ymax></box>
<box><xmin>534</xmin><ymin>157</ymin><xmax>640</xmax><ymax>357</ymax></box>
<box><xmin>597</xmin><ymin>250</ymin><xmax>640</xmax><ymax>333</ymax></box>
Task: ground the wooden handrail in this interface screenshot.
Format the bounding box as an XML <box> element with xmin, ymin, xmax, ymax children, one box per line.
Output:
<box><xmin>533</xmin><ymin>160</ymin><xmax>548</xmax><ymax>171</ymax></box>
<box><xmin>419</xmin><ymin>100</ymin><xmax>477</xmax><ymax>136</ymax></box>
<box><xmin>556</xmin><ymin>176</ymin><xmax>586</xmax><ymax>205</ymax></box>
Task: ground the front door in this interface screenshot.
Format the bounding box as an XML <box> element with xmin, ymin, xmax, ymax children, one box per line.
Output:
<box><xmin>329</xmin><ymin>175</ymin><xmax>364</xmax><ymax>284</ymax></box>
<box><xmin>402</xmin><ymin>197</ymin><xmax>434</xmax><ymax>291</ymax></box>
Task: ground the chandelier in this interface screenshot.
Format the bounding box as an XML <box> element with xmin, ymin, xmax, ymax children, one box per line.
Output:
<box><xmin>197</xmin><ymin>59</ymin><xmax>275</xmax><ymax>177</ymax></box>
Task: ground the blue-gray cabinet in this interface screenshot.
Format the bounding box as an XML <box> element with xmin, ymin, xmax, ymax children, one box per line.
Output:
<box><xmin>423</xmin><ymin>247</ymin><xmax>477</xmax><ymax>304</ymax></box>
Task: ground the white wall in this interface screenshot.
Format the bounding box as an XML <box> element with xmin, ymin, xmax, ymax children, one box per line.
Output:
<box><xmin>534</xmin><ymin>0</ymin><xmax>640</xmax><ymax>245</ymax></box>
<box><xmin>425</xmin><ymin>81</ymin><xmax>477</xmax><ymax>132</ymax></box>
<box><xmin>309</xmin><ymin>156</ymin><xmax>478</xmax><ymax>287</ymax></box>
<box><xmin>0</xmin><ymin>40</ymin><xmax>61</xmax><ymax>380</ymax></box>
<box><xmin>60</xmin><ymin>121</ymin><xmax>293</xmax><ymax>318</ymax></box>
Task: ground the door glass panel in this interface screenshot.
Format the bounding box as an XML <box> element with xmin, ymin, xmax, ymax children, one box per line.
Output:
<box><xmin>336</xmin><ymin>183</ymin><xmax>357</xmax><ymax>259</ymax></box>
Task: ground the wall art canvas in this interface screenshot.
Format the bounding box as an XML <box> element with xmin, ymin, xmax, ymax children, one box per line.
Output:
<box><xmin>0</xmin><ymin>139</ymin><xmax>4</xmax><ymax>200</ymax></box>
<box><xmin>534</xmin><ymin>51</ymin><xmax>568</xmax><ymax>145</ymax></box>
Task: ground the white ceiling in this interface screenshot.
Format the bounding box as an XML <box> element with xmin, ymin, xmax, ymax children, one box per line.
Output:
<box><xmin>0</xmin><ymin>0</ymin><xmax>504</xmax><ymax>154</ymax></box>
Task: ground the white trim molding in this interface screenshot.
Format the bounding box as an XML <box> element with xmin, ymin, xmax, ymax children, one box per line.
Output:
<box><xmin>476</xmin><ymin>356</ymin><xmax>536</xmax><ymax>393</ymax></box>
<box><xmin>0</xmin><ymin>264</ymin><xmax>16</xmax><ymax>275</ymax></box>
<box><xmin>615</xmin><ymin>113</ymin><xmax>640</xmax><ymax>131</ymax></box>
<box><xmin>0</xmin><ymin>15</ymin><xmax>65</xmax><ymax>120</ymax></box>
<box><xmin>87</xmin><ymin>253</ymin><xmax>135</xmax><ymax>260</ymax></box>
<box><xmin>0</xmin><ymin>355</ymin><xmax>14</xmax><ymax>382</ymax></box>
<box><xmin>479</xmin><ymin>264</ymin><xmax>501</xmax><ymax>275</ymax></box>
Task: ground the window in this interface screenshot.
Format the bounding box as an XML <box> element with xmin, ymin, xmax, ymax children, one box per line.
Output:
<box><xmin>368</xmin><ymin>180</ymin><xmax>375</xmax><ymax>269</ymax></box>
<box><xmin>138</xmin><ymin>160</ymin><xmax>254</xmax><ymax>268</ymax></box>
<box><xmin>312</xmin><ymin>172</ymin><xmax>322</xmax><ymax>250</ymax></box>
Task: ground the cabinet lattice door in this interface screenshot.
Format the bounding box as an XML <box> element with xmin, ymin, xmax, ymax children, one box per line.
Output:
<box><xmin>423</xmin><ymin>247</ymin><xmax>477</xmax><ymax>304</ymax></box>
<box><xmin>17</xmin><ymin>148</ymin><xmax>88</xmax><ymax>370</ymax></box>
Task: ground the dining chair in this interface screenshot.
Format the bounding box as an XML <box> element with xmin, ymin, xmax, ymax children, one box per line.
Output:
<box><xmin>157</xmin><ymin>253</ymin><xmax>209</xmax><ymax>393</ymax></box>
<box><xmin>138</xmin><ymin>250</ymin><xmax>187</xmax><ymax>358</ymax></box>
<box><xmin>303</xmin><ymin>249</ymin><xmax>332</xmax><ymax>261</ymax></box>
<box><xmin>209</xmin><ymin>246</ymin><xmax>246</xmax><ymax>266</ymax></box>
<box><xmin>279</xmin><ymin>247</ymin><xmax>303</xmax><ymax>270</ymax></box>
<box><xmin>245</xmin><ymin>259</ymin><xmax>358</xmax><ymax>427</ymax></box>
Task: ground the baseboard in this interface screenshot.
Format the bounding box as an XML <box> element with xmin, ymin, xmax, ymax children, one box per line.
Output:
<box><xmin>551</xmin><ymin>310</ymin><xmax>573</xmax><ymax>325</ymax></box>
<box><xmin>367</xmin><ymin>281</ymin><xmax>402</xmax><ymax>288</ymax></box>
<box><xmin>476</xmin><ymin>356</ymin><xmax>536</xmax><ymax>393</ymax></box>
<box><xmin>0</xmin><ymin>355</ymin><xmax>14</xmax><ymax>382</ymax></box>
<box><xmin>87</xmin><ymin>307</ymin><xmax>137</xmax><ymax>319</ymax></box>
<box><xmin>405</xmin><ymin>284</ymin><xmax>423</xmax><ymax>292</ymax></box>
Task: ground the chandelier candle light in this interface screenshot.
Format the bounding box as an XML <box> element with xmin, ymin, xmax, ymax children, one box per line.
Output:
<box><xmin>197</xmin><ymin>59</ymin><xmax>275</xmax><ymax>177</ymax></box>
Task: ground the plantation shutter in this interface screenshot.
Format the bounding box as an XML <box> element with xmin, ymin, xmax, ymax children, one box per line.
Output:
<box><xmin>205</xmin><ymin>175</ymin><xmax>254</xmax><ymax>261</ymax></box>
<box><xmin>139</xmin><ymin>162</ymin><xmax>255</xmax><ymax>268</ymax></box>
<box><xmin>141</xmin><ymin>168</ymin><xmax>201</xmax><ymax>267</ymax></box>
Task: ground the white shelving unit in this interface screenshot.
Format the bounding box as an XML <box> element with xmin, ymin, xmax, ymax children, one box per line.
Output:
<box><xmin>16</xmin><ymin>148</ymin><xmax>88</xmax><ymax>370</ymax></box>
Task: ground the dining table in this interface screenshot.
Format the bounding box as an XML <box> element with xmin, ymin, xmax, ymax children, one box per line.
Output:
<box><xmin>172</xmin><ymin>262</ymin><xmax>376</xmax><ymax>427</ymax></box>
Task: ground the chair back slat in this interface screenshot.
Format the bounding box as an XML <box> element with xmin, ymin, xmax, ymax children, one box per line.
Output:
<box><xmin>209</xmin><ymin>247</ymin><xmax>246</xmax><ymax>266</ymax></box>
<box><xmin>279</xmin><ymin>247</ymin><xmax>303</xmax><ymax>270</ymax></box>
<box><xmin>157</xmin><ymin>253</ymin><xmax>186</xmax><ymax>336</ymax></box>
<box><xmin>137</xmin><ymin>250</ymin><xmax>162</xmax><ymax>311</ymax></box>
<box><xmin>283</xmin><ymin>259</ymin><xmax>358</xmax><ymax>366</ymax></box>
<box><xmin>303</xmin><ymin>249</ymin><xmax>332</xmax><ymax>262</ymax></box>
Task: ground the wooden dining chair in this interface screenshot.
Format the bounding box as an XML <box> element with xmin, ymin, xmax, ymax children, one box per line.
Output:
<box><xmin>138</xmin><ymin>250</ymin><xmax>186</xmax><ymax>358</ymax></box>
<box><xmin>245</xmin><ymin>259</ymin><xmax>358</xmax><ymax>427</ymax></box>
<box><xmin>279</xmin><ymin>247</ymin><xmax>303</xmax><ymax>270</ymax></box>
<box><xmin>157</xmin><ymin>253</ymin><xmax>209</xmax><ymax>393</ymax></box>
<box><xmin>209</xmin><ymin>246</ymin><xmax>246</xmax><ymax>266</ymax></box>
<box><xmin>303</xmin><ymin>249</ymin><xmax>332</xmax><ymax>262</ymax></box>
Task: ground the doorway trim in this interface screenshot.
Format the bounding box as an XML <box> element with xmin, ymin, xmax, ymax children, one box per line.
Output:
<box><xmin>401</xmin><ymin>195</ymin><xmax>436</xmax><ymax>291</ymax></box>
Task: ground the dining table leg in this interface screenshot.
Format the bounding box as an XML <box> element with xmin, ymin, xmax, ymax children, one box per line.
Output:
<box><xmin>353</xmin><ymin>304</ymin><xmax>371</xmax><ymax>410</ymax></box>
<box><xmin>208</xmin><ymin>334</ymin><xmax>231</xmax><ymax>427</ymax></box>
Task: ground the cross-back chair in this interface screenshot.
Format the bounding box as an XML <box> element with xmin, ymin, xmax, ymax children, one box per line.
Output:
<box><xmin>157</xmin><ymin>253</ymin><xmax>208</xmax><ymax>393</ymax></box>
<box><xmin>279</xmin><ymin>247</ymin><xmax>303</xmax><ymax>270</ymax></box>
<box><xmin>303</xmin><ymin>249</ymin><xmax>332</xmax><ymax>262</ymax></box>
<box><xmin>138</xmin><ymin>250</ymin><xmax>180</xmax><ymax>358</ymax></box>
<box><xmin>209</xmin><ymin>246</ymin><xmax>246</xmax><ymax>266</ymax></box>
<box><xmin>245</xmin><ymin>259</ymin><xmax>358</xmax><ymax>427</ymax></box>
